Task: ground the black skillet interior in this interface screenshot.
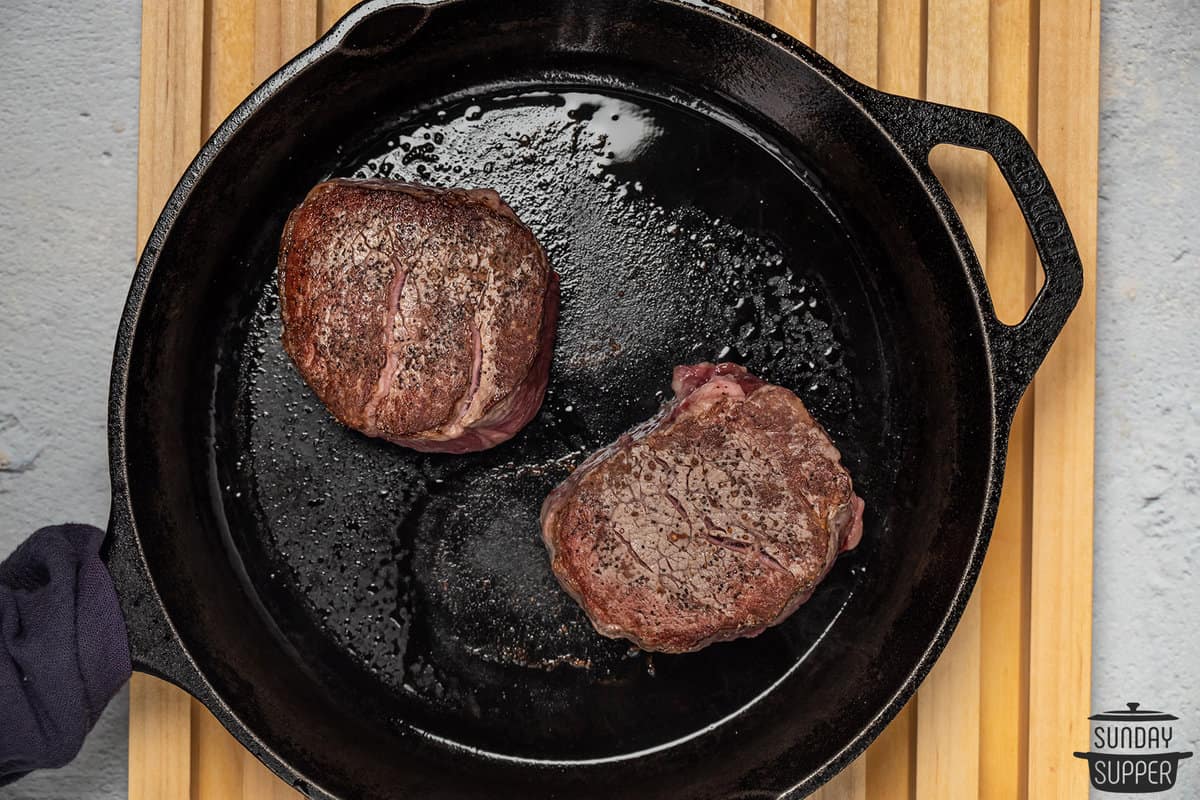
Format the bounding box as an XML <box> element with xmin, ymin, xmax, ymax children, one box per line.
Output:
<box><xmin>222</xmin><ymin>82</ymin><xmax>899</xmax><ymax>757</ymax></box>
<box><xmin>115</xmin><ymin>1</ymin><xmax>1006</xmax><ymax>797</ymax></box>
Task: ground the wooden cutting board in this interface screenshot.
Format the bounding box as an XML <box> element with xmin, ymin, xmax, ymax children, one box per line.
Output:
<box><xmin>131</xmin><ymin>1</ymin><xmax>1097</xmax><ymax>797</ymax></box>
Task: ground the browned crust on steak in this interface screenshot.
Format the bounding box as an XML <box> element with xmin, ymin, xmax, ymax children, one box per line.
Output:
<box><xmin>540</xmin><ymin>363</ymin><xmax>864</xmax><ymax>653</ymax></box>
<box><xmin>278</xmin><ymin>179</ymin><xmax>554</xmax><ymax>450</ymax></box>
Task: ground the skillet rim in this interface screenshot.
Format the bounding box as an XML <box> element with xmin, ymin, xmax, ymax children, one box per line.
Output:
<box><xmin>105</xmin><ymin>0</ymin><xmax>1068</xmax><ymax>796</ymax></box>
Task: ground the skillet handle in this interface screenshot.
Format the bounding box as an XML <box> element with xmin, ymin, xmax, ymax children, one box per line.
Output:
<box><xmin>102</xmin><ymin>509</ymin><xmax>206</xmax><ymax>696</ymax></box>
<box><xmin>867</xmin><ymin>92</ymin><xmax>1084</xmax><ymax>408</ymax></box>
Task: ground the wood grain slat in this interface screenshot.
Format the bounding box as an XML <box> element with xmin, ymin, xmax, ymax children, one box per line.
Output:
<box><xmin>1027</xmin><ymin>1</ymin><xmax>1098</xmax><ymax>798</ymax></box>
<box><xmin>865</xmin><ymin>705</ymin><xmax>917</xmax><ymax>800</ymax></box>
<box><xmin>765</xmin><ymin>0</ymin><xmax>816</xmax><ymax>42</ymax></box>
<box><xmin>129</xmin><ymin>675</ymin><xmax>193</xmax><ymax>800</ymax></box>
<box><xmin>727</xmin><ymin>0</ymin><xmax>768</xmax><ymax>15</ymax></box>
<box><xmin>131</xmin><ymin>3</ymin><xmax>205</xmax><ymax>798</ymax></box>
<box><xmin>136</xmin><ymin>0</ymin><xmax>205</xmax><ymax>250</ymax></box>
<box><xmin>877</xmin><ymin>0</ymin><xmax>924</xmax><ymax>97</ymax></box>
<box><xmin>191</xmin><ymin>705</ymin><xmax>244</xmax><ymax>800</ymax></box>
<box><xmin>204</xmin><ymin>0</ymin><xmax>255</xmax><ymax>137</ymax></box>
<box><xmin>978</xmin><ymin>2</ymin><xmax>1038</xmax><ymax>799</ymax></box>
<box><xmin>916</xmin><ymin>1</ymin><xmax>990</xmax><ymax>799</ymax></box>
<box><xmin>916</xmin><ymin>593</ymin><xmax>983</xmax><ymax>800</ymax></box>
<box><xmin>254</xmin><ymin>0</ymin><xmax>319</xmax><ymax>83</ymax></box>
<box><xmin>815</xmin><ymin>0</ymin><xmax>880</xmax><ymax>84</ymax></box>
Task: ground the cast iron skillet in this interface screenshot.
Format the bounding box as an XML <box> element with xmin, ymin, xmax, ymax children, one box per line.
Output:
<box><xmin>103</xmin><ymin>0</ymin><xmax>1082</xmax><ymax>797</ymax></box>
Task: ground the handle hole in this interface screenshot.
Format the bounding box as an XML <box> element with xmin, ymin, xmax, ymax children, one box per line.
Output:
<box><xmin>930</xmin><ymin>144</ymin><xmax>1044</xmax><ymax>326</ymax></box>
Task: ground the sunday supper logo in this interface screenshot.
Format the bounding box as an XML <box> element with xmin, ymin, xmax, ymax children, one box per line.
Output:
<box><xmin>1074</xmin><ymin>702</ymin><xmax>1193</xmax><ymax>793</ymax></box>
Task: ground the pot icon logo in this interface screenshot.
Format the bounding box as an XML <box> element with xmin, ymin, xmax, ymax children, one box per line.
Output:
<box><xmin>1074</xmin><ymin>702</ymin><xmax>1192</xmax><ymax>793</ymax></box>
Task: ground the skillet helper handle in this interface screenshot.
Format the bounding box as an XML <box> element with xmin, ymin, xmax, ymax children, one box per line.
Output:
<box><xmin>102</xmin><ymin>512</ymin><xmax>206</xmax><ymax>696</ymax></box>
<box><xmin>868</xmin><ymin>91</ymin><xmax>1084</xmax><ymax>407</ymax></box>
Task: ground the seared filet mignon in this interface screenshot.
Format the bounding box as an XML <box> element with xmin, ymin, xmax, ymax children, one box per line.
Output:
<box><xmin>278</xmin><ymin>179</ymin><xmax>558</xmax><ymax>453</ymax></box>
<box><xmin>540</xmin><ymin>363</ymin><xmax>864</xmax><ymax>653</ymax></box>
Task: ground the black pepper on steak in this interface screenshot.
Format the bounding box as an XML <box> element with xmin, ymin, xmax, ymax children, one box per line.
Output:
<box><xmin>540</xmin><ymin>362</ymin><xmax>864</xmax><ymax>653</ymax></box>
<box><xmin>278</xmin><ymin>179</ymin><xmax>558</xmax><ymax>453</ymax></box>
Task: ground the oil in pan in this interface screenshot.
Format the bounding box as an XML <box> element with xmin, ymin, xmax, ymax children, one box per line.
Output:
<box><xmin>222</xmin><ymin>85</ymin><xmax>881</xmax><ymax>760</ymax></box>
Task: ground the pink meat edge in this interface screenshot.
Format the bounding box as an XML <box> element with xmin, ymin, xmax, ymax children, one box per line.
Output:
<box><xmin>384</xmin><ymin>271</ymin><xmax>560</xmax><ymax>453</ymax></box>
<box><xmin>541</xmin><ymin>360</ymin><xmax>867</xmax><ymax>653</ymax></box>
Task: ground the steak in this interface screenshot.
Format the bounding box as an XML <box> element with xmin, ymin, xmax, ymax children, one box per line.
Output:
<box><xmin>278</xmin><ymin>179</ymin><xmax>558</xmax><ymax>453</ymax></box>
<box><xmin>540</xmin><ymin>363</ymin><xmax>864</xmax><ymax>653</ymax></box>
